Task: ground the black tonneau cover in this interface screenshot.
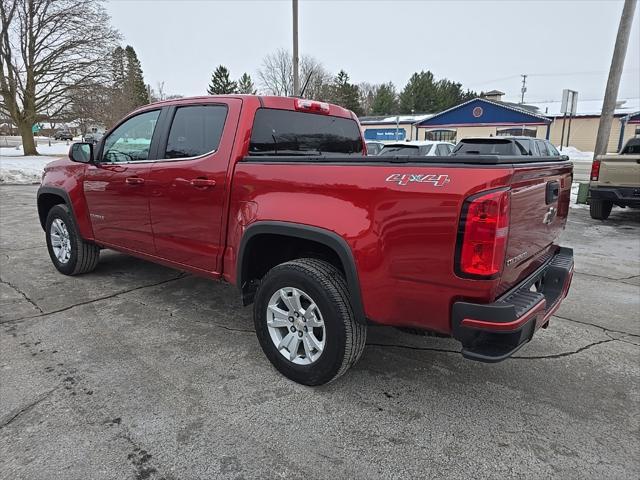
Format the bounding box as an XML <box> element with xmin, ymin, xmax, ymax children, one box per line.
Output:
<box><xmin>242</xmin><ymin>155</ymin><xmax>571</xmax><ymax>165</ymax></box>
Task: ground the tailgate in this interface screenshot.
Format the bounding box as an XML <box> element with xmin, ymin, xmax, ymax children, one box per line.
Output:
<box><xmin>498</xmin><ymin>162</ymin><xmax>573</xmax><ymax>295</ymax></box>
<box><xmin>597</xmin><ymin>154</ymin><xmax>640</xmax><ymax>187</ymax></box>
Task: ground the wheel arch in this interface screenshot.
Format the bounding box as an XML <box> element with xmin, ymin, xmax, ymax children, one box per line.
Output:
<box><xmin>37</xmin><ymin>187</ymin><xmax>73</xmax><ymax>230</ymax></box>
<box><xmin>237</xmin><ymin>221</ymin><xmax>366</xmax><ymax>324</ymax></box>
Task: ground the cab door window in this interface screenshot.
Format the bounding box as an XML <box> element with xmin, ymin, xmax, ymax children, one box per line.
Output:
<box><xmin>102</xmin><ymin>110</ymin><xmax>160</xmax><ymax>163</ymax></box>
<box><xmin>164</xmin><ymin>105</ymin><xmax>228</xmax><ymax>159</ymax></box>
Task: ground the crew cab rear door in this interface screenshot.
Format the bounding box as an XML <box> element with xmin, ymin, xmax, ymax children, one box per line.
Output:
<box><xmin>147</xmin><ymin>98</ymin><xmax>241</xmax><ymax>273</ymax></box>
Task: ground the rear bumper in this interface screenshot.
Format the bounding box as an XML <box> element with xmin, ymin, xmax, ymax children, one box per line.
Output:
<box><xmin>451</xmin><ymin>247</ymin><xmax>574</xmax><ymax>362</ymax></box>
<box><xmin>589</xmin><ymin>186</ymin><xmax>640</xmax><ymax>207</ymax></box>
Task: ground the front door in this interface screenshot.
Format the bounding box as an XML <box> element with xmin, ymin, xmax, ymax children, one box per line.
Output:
<box><xmin>84</xmin><ymin>109</ymin><xmax>162</xmax><ymax>254</ymax></box>
<box><xmin>148</xmin><ymin>99</ymin><xmax>241</xmax><ymax>272</ymax></box>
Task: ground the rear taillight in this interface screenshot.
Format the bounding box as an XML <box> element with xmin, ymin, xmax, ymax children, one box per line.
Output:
<box><xmin>590</xmin><ymin>159</ymin><xmax>601</xmax><ymax>181</ymax></box>
<box><xmin>294</xmin><ymin>99</ymin><xmax>330</xmax><ymax>114</ymax></box>
<box><xmin>456</xmin><ymin>189</ymin><xmax>511</xmax><ymax>278</ymax></box>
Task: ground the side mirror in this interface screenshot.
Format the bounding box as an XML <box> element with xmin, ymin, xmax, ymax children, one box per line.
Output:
<box><xmin>561</xmin><ymin>155</ymin><xmax>570</xmax><ymax>161</ymax></box>
<box><xmin>69</xmin><ymin>142</ymin><xmax>93</xmax><ymax>164</ymax></box>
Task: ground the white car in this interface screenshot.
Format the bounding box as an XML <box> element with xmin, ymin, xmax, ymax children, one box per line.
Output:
<box><xmin>378</xmin><ymin>140</ymin><xmax>455</xmax><ymax>157</ymax></box>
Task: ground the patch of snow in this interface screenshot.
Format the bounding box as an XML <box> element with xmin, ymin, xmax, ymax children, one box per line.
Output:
<box><xmin>1</xmin><ymin>142</ymin><xmax>71</xmax><ymax>157</ymax></box>
<box><xmin>559</xmin><ymin>146</ymin><xmax>594</xmax><ymax>161</ymax></box>
<box><xmin>0</xmin><ymin>156</ymin><xmax>60</xmax><ymax>184</ymax></box>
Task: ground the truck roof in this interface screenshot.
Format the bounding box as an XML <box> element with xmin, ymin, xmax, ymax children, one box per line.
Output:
<box><xmin>141</xmin><ymin>95</ymin><xmax>357</xmax><ymax>120</ymax></box>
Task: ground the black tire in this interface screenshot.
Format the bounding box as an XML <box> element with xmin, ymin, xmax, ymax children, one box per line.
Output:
<box><xmin>253</xmin><ymin>258</ymin><xmax>367</xmax><ymax>386</ymax></box>
<box><xmin>590</xmin><ymin>199</ymin><xmax>613</xmax><ymax>220</ymax></box>
<box><xmin>45</xmin><ymin>204</ymin><xmax>100</xmax><ymax>275</ymax></box>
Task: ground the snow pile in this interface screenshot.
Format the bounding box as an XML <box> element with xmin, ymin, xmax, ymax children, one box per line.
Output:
<box><xmin>0</xmin><ymin>142</ymin><xmax>70</xmax><ymax>157</ymax></box>
<box><xmin>0</xmin><ymin>156</ymin><xmax>61</xmax><ymax>184</ymax></box>
<box><xmin>0</xmin><ymin>141</ymin><xmax>69</xmax><ymax>184</ymax></box>
<box><xmin>559</xmin><ymin>146</ymin><xmax>594</xmax><ymax>161</ymax></box>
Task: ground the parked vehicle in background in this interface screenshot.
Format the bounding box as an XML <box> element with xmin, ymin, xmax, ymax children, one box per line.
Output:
<box><xmin>452</xmin><ymin>137</ymin><xmax>562</xmax><ymax>157</ymax></box>
<box><xmin>378</xmin><ymin>140</ymin><xmax>454</xmax><ymax>157</ymax></box>
<box><xmin>83</xmin><ymin>132</ymin><xmax>103</xmax><ymax>144</ymax></box>
<box><xmin>53</xmin><ymin>130</ymin><xmax>73</xmax><ymax>141</ymax></box>
<box><xmin>589</xmin><ymin>137</ymin><xmax>640</xmax><ymax>220</ymax></box>
<box><xmin>365</xmin><ymin>141</ymin><xmax>384</xmax><ymax>156</ymax></box>
<box><xmin>37</xmin><ymin>95</ymin><xmax>574</xmax><ymax>385</ymax></box>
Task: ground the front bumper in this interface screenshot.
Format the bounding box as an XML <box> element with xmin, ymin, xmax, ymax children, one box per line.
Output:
<box><xmin>589</xmin><ymin>186</ymin><xmax>640</xmax><ymax>207</ymax></box>
<box><xmin>451</xmin><ymin>247</ymin><xmax>574</xmax><ymax>362</ymax></box>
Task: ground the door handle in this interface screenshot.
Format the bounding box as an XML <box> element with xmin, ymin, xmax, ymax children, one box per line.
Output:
<box><xmin>190</xmin><ymin>178</ymin><xmax>216</xmax><ymax>188</ymax></box>
<box><xmin>125</xmin><ymin>176</ymin><xmax>145</xmax><ymax>185</ymax></box>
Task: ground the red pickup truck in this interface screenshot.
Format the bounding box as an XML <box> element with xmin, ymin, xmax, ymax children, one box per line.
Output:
<box><xmin>37</xmin><ymin>95</ymin><xmax>574</xmax><ymax>385</ymax></box>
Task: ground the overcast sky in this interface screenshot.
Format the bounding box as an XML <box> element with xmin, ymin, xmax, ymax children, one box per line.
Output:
<box><xmin>106</xmin><ymin>0</ymin><xmax>639</xmax><ymax>106</ymax></box>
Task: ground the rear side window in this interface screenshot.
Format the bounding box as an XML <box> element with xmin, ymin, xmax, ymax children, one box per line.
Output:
<box><xmin>249</xmin><ymin>108</ymin><xmax>363</xmax><ymax>156</ymax></box>
<box><xmin>547</xmin><ymin>142</ymin><xmax>560</xmax><ymax>156</ymax></box>
<box><xmin>436</xmin><ymin>144</ymin><xmax>450</xmax><ymax>155</ymax></box>
<box><xmin>165</xmin><ymin>105</ymin><xmax>227</xmax><ymax>159</ymax></box>
<box><xmin>535</xmin><ymin>140</ymin><xmax>550</xmax><ymax>156</ymax></box>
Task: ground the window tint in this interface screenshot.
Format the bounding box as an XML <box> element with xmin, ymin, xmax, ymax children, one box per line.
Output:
<box><xmin>535</xmin><ymin>140</ymin><xmax>549</xmax><ymax>156</ymax></box>
<box><xmin>452</xmin><ymin>139</ymin><xmax>517</xmax><ymax>155</ymax></box>
<box><xmin>436</xmin><ymin>144</ymin><xmax>450</xmax><ymax>156</ymax></box>
<box><xmin>546</xmin><ymin>142</ymin><xmax>560</xmax><ymax>156</ymax></box>
<box><xmin>249</xmin><ymin>108</ymin><xmax>363</xmax><ymax>156</ymax></box>
<box><xmin>165</xmin><ymin>105</ymin><xmax>227</xmax><ymax>159</ymax></box>
<box><xmin>514</xmin><ymin>139</ymin><xmax>533</xmax><ymax>155</ymax></box>
<box><xmin>379</xmin><ymin>145</ymin><xmax>420</xmax><ymax>156</ymax></box>
<box><xmin>102</xmin><ymin>110</ymin><xmax>160</xmax><ymax>163</ymax></box>
<box><xmin>420</xmin><ymin>145</ymin><xmax>433</xmax><ymax>155</ymax></box>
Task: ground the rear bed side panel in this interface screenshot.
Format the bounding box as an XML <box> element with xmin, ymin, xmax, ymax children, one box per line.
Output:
<box><xmin>498</xmin><ymin>162</ymin><xmax>573</xmax><ymax>295</ymax></box>
<box><xmin>227</xmin><ymin>161</ymin><xmax>513</xmax><ymax>334</ymax></box>
<box><xmin>595</xmin><ymin>154</ymin><xmax>640</xmax><ymax>187</ymax></box>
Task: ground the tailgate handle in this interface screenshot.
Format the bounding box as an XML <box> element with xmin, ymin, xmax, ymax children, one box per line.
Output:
<box><xmin>546</xmin><ymin>181</ymin><xmax>559</xmax><ymax>204</ymax></box>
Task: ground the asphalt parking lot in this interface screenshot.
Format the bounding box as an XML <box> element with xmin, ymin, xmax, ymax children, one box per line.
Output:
<box><xmin>1</xmin><ymin>185</ymin><xmax>639</xmax><ymax>480</ymax></box>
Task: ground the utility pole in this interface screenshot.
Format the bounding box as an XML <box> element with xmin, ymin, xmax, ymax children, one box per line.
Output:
<box><xmin>520</xmin><ymin>74</ymin><xmax>527</xmax><ymax>104</ymax></box>
<box><xmin>594</xmin><ymin>0</ymin><xmax>636</xmax><ymax>158</ymax></box>
<box><xmin>292</xmin><ymin>0</ymin><xmax>300</xmax><ymax>96</ymax></box>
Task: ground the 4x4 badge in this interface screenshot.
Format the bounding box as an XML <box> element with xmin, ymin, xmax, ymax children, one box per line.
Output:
<box><xmin>386</xmin><ymin>173</ymin><xmax>450</xmax><ymax>187</ymax></box>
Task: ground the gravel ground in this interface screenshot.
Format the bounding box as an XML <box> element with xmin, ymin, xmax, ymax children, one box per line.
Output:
<box><xmin>1</xmin><ymin>185</ymin><xmax>638</xmax><ymax>480</ymax></box>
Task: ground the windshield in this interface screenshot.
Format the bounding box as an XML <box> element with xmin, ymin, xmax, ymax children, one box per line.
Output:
<box><xmin>249</xmin><ymin>108</ymin><xmax>363</xmax><ymax>156</ymax></box>
<box><xmin>379</xmin><ymin>145</ymin><xmax>432</xmax><ymax>156</ymax></box>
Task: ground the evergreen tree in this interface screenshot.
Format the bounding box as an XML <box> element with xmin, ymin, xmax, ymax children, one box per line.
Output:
<box><xmin>124</xmin><ymin>46</ymin><xmax>149</xmax><ymax>107</ymax></box>
<box><xmin>111</xmin><ymin>46</ymin><xmax>126</xmax><ymax>86</ymax></box>
<box><xmin>207</xmin><ymin>65</ymin><xmax>237</xmax><ymax>94</ymax></box>
<box><xmin>399</xmin><ymin>71</ymin><xmax>437</xmax><ymax>114</ymax></box>
<box><xmin>399</xmin><ymin>70</ymin><xmax>478</xmax><ymax>114</ymax></box>
<box><xmin>331</xmin><ymin>70</ymin><xmax>362</xmax><ymax>115</ymax></box>
<box><xmin>371</xmin><ymin>83</ymin><xmax>398</xmax><ymax>115</ymax></box>
<box><xmin>237</xmin><ymin>73</ymin><xmax>256</xmax><ymax>94</ymax></box>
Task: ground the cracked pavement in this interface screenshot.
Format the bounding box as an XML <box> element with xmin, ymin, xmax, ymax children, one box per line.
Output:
<box><xmin>1</xmin><ymin>185</ymin><xmax>639</xmax><ymax>479</ymax></box>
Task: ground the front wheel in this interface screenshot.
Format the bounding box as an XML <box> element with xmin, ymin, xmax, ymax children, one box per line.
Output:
<box><xmin>590</xmin><ymin>199</ymin><xmax>613</xmax><ymax>220</ymax></box>
<box><xmin>253</xmin><ymin>258</ymin><xmax>366</xmax><ymax>386</ymax></box>
<box><xmin>45</xmin><ymin>204</ymin><xmax>100</xmax><ymax>275</ymax></box>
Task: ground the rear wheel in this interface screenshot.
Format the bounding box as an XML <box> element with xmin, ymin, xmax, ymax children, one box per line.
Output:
<box><xmin>253</xmin><ymin>258</ymin><xmax>366</xmax><ymax>386</ymax></box>
<box><xmin>45</xmin><ymin>204</ymin><xmax>100</xmax><ymax>275</ymax></box>
<box><xmin>590</xmin><ymin>199</ymin><xmax>613</xmax><ymax>220</ymax></box>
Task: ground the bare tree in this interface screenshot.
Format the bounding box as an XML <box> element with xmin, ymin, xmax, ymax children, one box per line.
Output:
<box><xmin>258</xmin><ymin>48</ymin><xmax>332</xmax><ymax>99</ymax></box>
<box><xmin>0</xmin><ymin>0</ymin><xmax>119</xmax><ymax>155</ymax></box>
<box><xmin>358</xmin><ymin>82</ymin><xmax>379</xmax><ymax>116</ymax></box>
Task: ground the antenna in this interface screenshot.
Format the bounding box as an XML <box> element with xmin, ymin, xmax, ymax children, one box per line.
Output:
<box><xmin>299</xmin><ymin>70</ymin><xmax>314</xmax><ymax>98</ymax></box>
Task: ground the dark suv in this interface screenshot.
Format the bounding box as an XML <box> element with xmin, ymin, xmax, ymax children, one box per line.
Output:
<box><xmin>53</xmin><ymin>130</ymin><xmax>73</xmax><ymax>141</ymax></box>
<box><xmin>452</xmin><ymin>136</ymin><xmax>562</xmax><ymax>157</ymax></box>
